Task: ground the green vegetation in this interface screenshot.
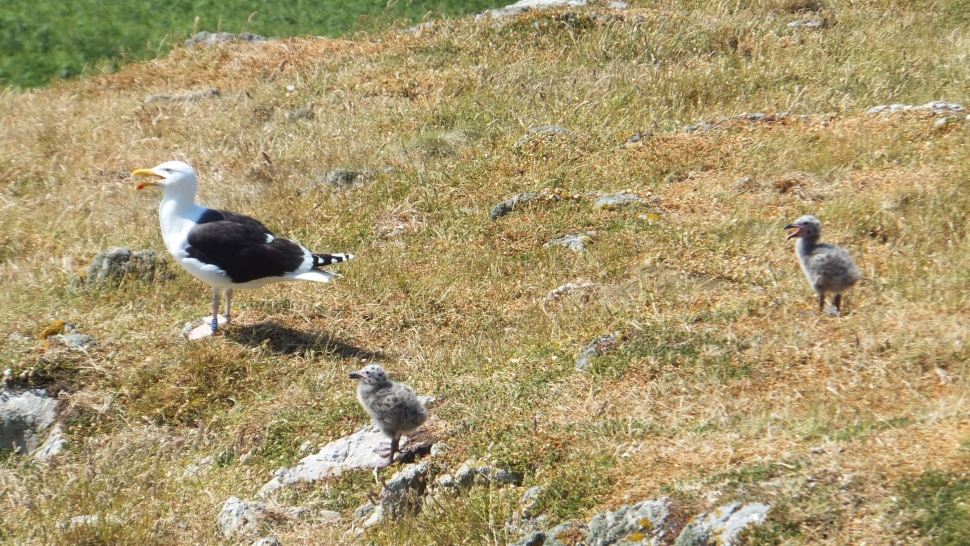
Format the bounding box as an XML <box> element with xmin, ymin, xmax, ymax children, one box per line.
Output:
<box><xmin>3</xmin><ymin>0</ymin><xmax>970</xmax><ymax>543</ymax></box>
<box><xmin>0</xmin><ymin>0</ymin><xmax>504</xmax><ymax>89</ymax></box>
<box><xmin>896</xmin><ymin>470</ymin><xmax>970</xmax><ymax>545</ymax></box>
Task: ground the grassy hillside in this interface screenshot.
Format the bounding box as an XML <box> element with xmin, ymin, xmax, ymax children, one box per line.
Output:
<box><xmin>3</xmin><ymin>0</ymin><xmax>970</xmax><ymax>544</ymax></box>
<box><xmin>0</xmin><ymin>0</ymin><xmax>504</xmax><ymax>89</ymax></box>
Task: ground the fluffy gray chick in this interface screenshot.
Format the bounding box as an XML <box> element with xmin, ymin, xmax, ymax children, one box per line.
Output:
<box><xmin>785</xmin><ymin>215</ymin><xmax>861</xmax><ymax>315</ymax></box>
<box><xmin>349</xmin><ymin>364</ymin><xmax>429</xmax><ymax>466</ymax></box>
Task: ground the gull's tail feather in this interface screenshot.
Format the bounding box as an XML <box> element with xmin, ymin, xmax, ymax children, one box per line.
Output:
<box><xmin>312</xmin><ymin>253</ymin><xmax>354</xmax><ymax>268</ymax></box>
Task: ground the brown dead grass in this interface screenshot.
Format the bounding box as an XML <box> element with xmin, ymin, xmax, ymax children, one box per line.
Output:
<box><xmin>4</xmin><ymin>0</ymin><xmax>970</xmax><ymax>544</ymax></box>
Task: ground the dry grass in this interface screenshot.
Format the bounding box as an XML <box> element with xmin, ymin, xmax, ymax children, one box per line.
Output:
<box><xmin>3</xmin><ymin>1</ymin><xmax>970</xmax><ymax>544</ymax></box>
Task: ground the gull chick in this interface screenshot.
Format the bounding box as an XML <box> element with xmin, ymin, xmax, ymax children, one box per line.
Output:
<box><xmin>349</xmin><ymin>364</ymin><xmax>428</xmax><ymax>466</ymax></box>
<box><xmin>133</xmin><ymin>161</ymin><xmax>353</xmax><ymax>339</ymax></box>
<box><xmin>785</xmin><ymin>215</ymin><xmax>861</xmax><ymax>315</ymax></box>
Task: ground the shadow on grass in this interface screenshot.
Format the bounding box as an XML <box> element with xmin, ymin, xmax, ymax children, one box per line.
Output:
<box><xmin>225</xmin><ymin>322</ymin><xmax>384</xmax><ymax>360</ymax></box>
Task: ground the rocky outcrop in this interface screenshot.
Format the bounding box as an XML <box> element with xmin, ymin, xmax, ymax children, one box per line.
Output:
<box><xmin>0</xmin><ymin>389</ymin><xmax>58</xmax><ymax>454</ymax></box>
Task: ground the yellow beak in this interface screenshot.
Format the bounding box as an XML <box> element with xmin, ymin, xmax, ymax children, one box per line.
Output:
<box><xmin>132</xmin><ymin>168</ymin><xmax>162</xmax><ymax>190</ymax></box>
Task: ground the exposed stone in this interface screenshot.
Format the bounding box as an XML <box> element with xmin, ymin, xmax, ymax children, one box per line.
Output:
<box><xmin>185</xmin><ymin>31</ymin><xmax>269</xmax><ymax>48</ymax></box>
<box><xmin>316</xmin><ymin>168</ymin><xmax>374</xmax><ymax>190</ymax></box>
<box><xmin>85</xmin><ymin>248</ymin><xmax>168</xmax><ymax>286</ymax></box>
<box><xmin>546</xmin><ymin>281</ymin><xmax>597</xmax><ymax>301</ymax></box>
<box><xmin>56</xmin><ymin>514</ymin><xmax>125</xmax><ymax>529</ymax></box>
<box><xmin>546</xmin><ymin>232</ymin><xmax>595</xmax><ymax>252</ymax></box>
<box><xmin>383</xmin><ymin>461</ymin><xmax>431</xmax><ymax>517</ymax></box>
<box><xmin>50</xmin><ymin>333</ymin><xmax>97</xmax><ymax>350</ymax></box>
<box><xmin>259</xmin><ymin>425</ymin><xmax>389</xmax><ymax>496</ymax></box>
<box><xmin>513</xmin><ymin>126</ymin><xmax>576</xmax><ymax>148</ymax></box>
<box><xmin>491</xmin><ymin>192</ymin><xmax>539</xmax><ymax>220</ymax></box>
<box><xmin>144</xmin><ymin>88</ymin><xmax>221</xmax><ymax>104</ymax></box>
<box><xmin>674</xmin><ymin>502</ymin><xmax>771</xmax><ymax>546</ymax></box>
<box><xmin>485</xmin><ymin>1</ymin><xmax>590</xmax><ymax>20</ymax></box>
<box><xmin>35</xmin><ymin>423</ymin><xmax>68</xmax><ymax>461</ymax></box>
<box><xmin>866</xmin><ymin>101</ymin><xmax>966</xmax><ymax>115</ymax></box>
<box><xmin>575</xmin><ymin>333</ymin><xmax>619</xmax><ymax>372</ymax></box>
<box><xmin>450</xmin><ymin>460</ymin><xmax>525</xmax><ymax>492</ymax></box>
<box><xmin>587</xmin><ymin>498</ymin><xmax>671</xmax><ymax>544</ymax></box>
<box><xmin>183</xmin><ymin>455</ymin><xmax>215</xmax><ymax>478</ymax></box>
<box><xmin>545</xmin><ymin>521</ymin><xmax>587</xmax><ymax>546</ymax></box>
<box><xmin>787</xmin><ymin>19</ymin><xmax>825</xmax><ymax>29</ymax></box>
<box><xmin>259</xmin><ymin>422</ymin><xmax>438</xmax><ymax>497</ymax></box>
<box><xmin>511</xmin><ymin>532</ymin><xmax>547</xmax><ymax>546</ymax></box>
<box><xmin>286</xmin><ymin>106</ymin><xmax>314</xmax><ymax>122</ymax></box>
<box><xmin>593</xmin><ymin>193</ymin><xmax>641</xmax><ymax>210</ymax></box>
<box><xmin>218</xmin><ymin>497</ymin><xmax>267</xmax><ymax>538</ymax></box>
<box><xmin>0</xmin><ymin>389</ymin><xmax>58</xmax><ymax>454</ymax></box>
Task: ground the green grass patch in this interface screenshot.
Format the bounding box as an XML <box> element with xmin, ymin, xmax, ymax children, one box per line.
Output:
<box><xmin>896</xmin><ymin>470</ymin><xmax>970</xmax><ymax>545</ymax></box>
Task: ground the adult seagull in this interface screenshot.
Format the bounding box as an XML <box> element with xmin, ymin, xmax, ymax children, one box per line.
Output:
<box><xmin>133</xmin><ymin>161</ymin><xmax>353</xmax><ymax>339</ymax></box>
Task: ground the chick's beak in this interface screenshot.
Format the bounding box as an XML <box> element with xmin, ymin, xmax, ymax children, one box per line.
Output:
<box><xmin>132</xmin><ymin>168</ymin><xmax>162</xmax><ymax>190</ymax></box>
<box><xmin>784</xmin><ymin>224</ymin><xmax>803</xmax><ymax>240</ymax></box>
<box><xmin>349</xmin><ymin>372</ymin><xmax>363</xmax><ymax>380</ymax></box>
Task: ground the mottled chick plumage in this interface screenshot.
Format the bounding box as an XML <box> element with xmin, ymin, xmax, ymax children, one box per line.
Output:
<box><xmin>349</xmin><ymin>364</ymin><xmax>428</xmax><ymax>465</ymax></box>
<box><xmin>785</xmin><ymin>215</ymin><xmax>861</xmax><ymax>314</ymax></box>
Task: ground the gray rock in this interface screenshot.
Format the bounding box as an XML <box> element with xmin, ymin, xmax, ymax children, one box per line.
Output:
<box><xmin>218</xmin><ymin>497</ymin><xmax>267</xmax><ymax>538</ymax></box>
<box><xmin>587</xmin><ymin>498</ymin><xmax>671</xmax><ymax>544</ymax></box>
<box><xmin>436</xmin><ymin>473</ymin><xmax>456</xmax><ymax>489</ymax></box>
<box><xmin>546</xmin><ymin>281</ymin><xmax>597</xmax><ymax>301</ymax></box>
<box><xmin>144</xmin><ymin>88</ymin><xmax>220</xmax><ymax>104</ymax></box>
<box><xmin>0</xmin><ymin>389</ymin><xmax>58</xmax><ymax>454</ymax></box>
<box><xmin>485</xmin><ymin>1</ymin><xmax>589</xmax><ymax>20</ymax></box>
<box><xmin>50</xmin><ymin>333</ymin><xmax>97</xmax><ymax>350</ymax></box>
<box><xmin>593</xmin><ymin>193</ymin><xmax>641</xmax><ymax>210</ymax></box>
<box><xmin>545</xmin><ymin>521</ymin><xmax>587</xmax><ymax>546</ymax></box>
<box><xmin>86</xmin><ymin>248</ymin><xmax>166</xmax><ymax>286</ymax></box>
<box><xmin>867</xmin><ymin>101</ymin><xmax>965</xmax><ymax>115</ymax></box>
<box><xmin>674</xmin><ymin>502</ymin><xmax>771</xmax><ymax>546</ymax></box>
<box><xmin>575</xmin><ymin>333</ymin><xmax>619</xmax><ymax>372</ymax></box>
<box><xmin>513</xmin><ymin>126</ymin><xmax>576</xmax><ymax>148</ymax></box>
<box><xmin>317</xmin><ymin>168</ymin><xmax>372</xmax><ymax>189</ymax></box>
<box><xmin>259</xmin><ymin>425</ymin><xmax>390</xmax><ymax>496</ymax></box>
<box><xmin>546</xmin><ymin>232</ymin><xmax>595</xmax><ymax>252</ymax></box>
<box><xmin>252</xmin><ymin>538</ymin><xmax>281</xmax><ymax>546</ymax></box>
<box><xmin>787</xmin><ymin>19</ymin><xmax>824</xmax><ymax>29</ymax></box>
<box><xmin>511</xmin><ymin>532</ymin><xmax>547</xmax><ymax>546</ymax></box>
<box><xmin>491</xmin><ymin>193</ymin><xmax>539</xmax><ymax>220</ymax></box>
<box><xmin>286</xmin><ymin>107</ymin><xmax>314</xmax><ymax>122</ymax></box>
<box><xmin>56</xmin><ymin>514</ymin><xmax>125</xmax><ymax>529</ymax></box>
<box><xmin>521</xmin><ymin>485</ymin><xmax>545</xmax><ymax>517</ymax></box>
<box><xmin>383</xmin><ymin>461</ymin><xmax>430</xmax><ymax>517</ymax></box>
<box><xmin>35</xmin><ymin>423</ymin><xmax>68</xmax><ymax>461</ymax></box>
<box><xmin>452</xmin><ymin>460</ymin><xmax>523</xmax><ymax>489</ymax></box>
<box><xmin>183</xmin><ymin>455</ymin><xmax>215</xmax><ymax>478</ymax></box>
<box><xmin>185</xmin><ymin>31</ymin><xmax>268</xmax><ymax>48</ymax></box>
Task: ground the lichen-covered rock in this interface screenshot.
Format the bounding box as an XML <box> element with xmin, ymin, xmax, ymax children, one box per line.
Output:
<box><xmin>674</xmin><ymin>502</ymin><xmax>771</xmax><ymax>546</ymax></box>
<box><xmin>587</xmin><ymin>498</ymin><xmax>671</xmax><ymax>544</ymax></box>
<box><xmin>491</xmin><ymin>193</ymin><xmax>539</xmax><ymax>220</ymax></box>
<box><xmin>259</xmin><ymin>425</ymin><xmax>389</xmax><ymax>496</ymax></box>
<box><xmin>0</xmin><ymin>389</ymin><xmax>58</xmax><ymax>454</ymax></box>
<box><xmin>85</xmin><ymin>248</ymin><xmax>168</xmax><ymax>286</ymax></box>
<box><xmin>218</xmin><ymin>497</ymin><xmax>267</xmax><ymax>538</ymax></box>
<box><xmin>575</xmin><ymin>333</ymin><xmax>619</xmax><ymax>371</ymax></box>
<box><xmin>866</xmin><ymin>101</ymin><xmax>965</xmax><ymax>115</ymax></box>
<box><xmin>185</xmin><ymin>31</ymin><xmax>268</xmax><ymax>48</ymax></box>
<box><xmin>35</xmin><ymin>423</ymin><xmax>68</xmax><ymax>461</ymax></box>
<box><xmin>546</xmin><ymin>232</ymin><xmax>595</xmax><ymax>252</ymax></box>
<box><xmin>144</xmin><ymin>88</ymin><xmax>220</xmax><ymax>104</ymax></box>
<box><xmin>593</xmin><ymin>193</ymin><xmax>641</xmax><ymax>210</ymax></box>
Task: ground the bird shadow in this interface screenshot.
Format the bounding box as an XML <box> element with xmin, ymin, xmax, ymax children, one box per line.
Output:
<box><xmin>225</xmin><ymin>322</ymin><xmax>384</xmax><ymax>360</ymax></box>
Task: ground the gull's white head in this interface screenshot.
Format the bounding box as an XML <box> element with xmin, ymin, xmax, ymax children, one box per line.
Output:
<box><xmin>349</xmin><ymin>364</ymin><xmax>391</xmax><ymax>386</ymax></box>
<box><xmin>132</xmin><ymin>161</ymin><xmax>198</xmax><ymax>198</ymax></box>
